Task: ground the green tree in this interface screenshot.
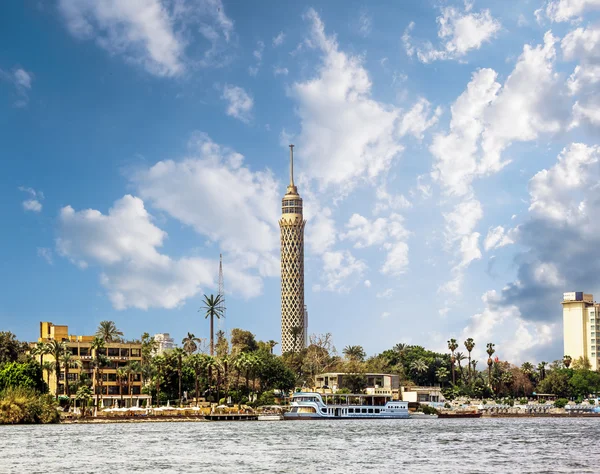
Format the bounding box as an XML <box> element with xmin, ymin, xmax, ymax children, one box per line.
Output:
<box><xmin>60</xmin><ymin>351</ymin><xmax>82</xmax><ymax>401</ymax></box>
<box><xmin>182</xmin><ymin>332</ymin><xmax>201</xmax><ymax>355</ymax></box>
<box><xmin>464</xmin><ymin>338</ymin><xmax>475</xmax><ymax>382</ymax></box>
<box><xmin>537</xmin><ymin>361</ymin><xmax>548</xmax><ymax>381</ymax></box>
<box><xmin>436</xmin><ymin>367</ymin><xmax>449</xmax><ymax>387</ymax></box>
<box><xmin>200</xmin><ymin>294</ymin><xmax>225</xmax><ymax>356</ymax></box>
<box><xmin>0</xmin><ymin>332</ymin><xmax>28</xmax><ymax>365</ymax></box>
<box><xmin>538</xmin><ymin>369</ymin><xmax>570</xmax><ymax>398</ymax></box>
<box><xmin>30</xmin><ymin>342</ymin><xmax>50</xmax><ymax>368</ymax></box>
<box><xmin>343</xmin><ymin>345</ymin><xmax>366</xmax><ymax>362</ymax></box>
<box><xmin>173</xmin><ymin>347</ymin><xmax>186</xmax><ymax>405</ymax></box>
<box><xmin>410</xmin><ymin>359</ymin><xmax>429</xmax><ymax>376</ymax></box>
<box><xmin>0</xmin><ymin>361</ymin><xmax>47</xmax><ymax>393</ymax></box>
<box><xmin>289</xmin><ymin>326</ymin><xmax>303</xmax><ymax>353</ymax></box>
<box><xmin>75</xmin><ymin>385</ymin><xmax>93</xmax><ymax>417</ymax></box>
<box><xmin>188</xmin><ymin>353</ymin><xmax>207</xmax><ymax>406</ymax></box>
<box><xmin>91</xmin><ymin>337</ymin><xmax>106</xmax><ymax>408</ymax></box>
<box><xmin>231</xmin><ymin>329</ymin><xmax>258</xmax><ymax>355</ymax></box>
<box><xmin>116</xmin><ymin>367</ymin><xmax>128</xmax><ymax>405</ymax></box>
<box><xmin>454</xmin><ymin>352</ymin><xmax>466</xmax><ymax>382</ymax></box>
<box><xmin>570</xmin><ymin>370</ymin><xmax>600</xmax><ymax>398</ymax></box>
<box><xmin>563</xmin><ymin>355</ymin><xmax>572</xmax><ymax>369</ymax></box>
<box><xmin>48</xmin><ymin>340</ymin><xmax>66</xmax><ymax>398</ymax></box>
<box><xmin>125</xmin><ymin>361</ymin><xmax>141</xmax><ymax>407</ymax></box>
<box><xmin>95</xmin><ymin>321</ymin><xmax>124</xmax><ymax>342</ymax></box>
<box><xmin>486</xmin><ymin>343</ymin><xmax>495</xmax><ymax>387</ymax></box>
<box><xmin>448</xmin><ymin>339</ymin><xmax>458</xmax><ymax>385</ymax></box>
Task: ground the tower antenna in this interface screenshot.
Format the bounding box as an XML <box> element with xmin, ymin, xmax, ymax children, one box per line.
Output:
<box><xmin>289</xmin><ymin>144</ymin><xmax>295</xmax><ymax>186</ymax></box>
<box><xmin>217</xmin><ymin>254</ymin><xmax>226</xmax><ymax>332</ymax></box>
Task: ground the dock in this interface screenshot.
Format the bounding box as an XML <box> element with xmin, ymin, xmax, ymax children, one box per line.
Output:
<box><xmin>204</xmin><ymin>413</ymin><xmax>258</xmax><ymax>421</ymax></box>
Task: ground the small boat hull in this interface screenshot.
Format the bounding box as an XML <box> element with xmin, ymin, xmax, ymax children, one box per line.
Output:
<box><xmin>258</xmin><ymin>414</ymin><xmax>284</xmax><ymax>421</ymax></box>
<box><xmin>438</xmin><ymin>412</ymin><xmax>482</xmax><ymax>418</ymax></box>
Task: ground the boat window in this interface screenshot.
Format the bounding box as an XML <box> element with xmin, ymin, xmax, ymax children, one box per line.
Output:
<box><xmin>321</xmin><ymin>408</ymin><xmax>326</xmax><ymax>413</ymax></box>
<box><xmin>375</xmin><ymin>409</ymin><xmax>380</xmax><ymax>414</ymax></box>
<box><xmin>368</xmin><ymin>409</ymin><xmax>373</xmax><ymax>414</ymax></box>
<box><xmin>348</xmin><ymin>408</ymin><xmax>354</xmax><ymax>413</ymax></box>
<box><xmin>361</xmin><ymin>408</ymin><xmax>367</xmax><ymax>414</ymax></box>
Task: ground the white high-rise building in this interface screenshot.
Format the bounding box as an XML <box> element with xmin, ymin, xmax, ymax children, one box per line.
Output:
<box><xmin>562</xmin><ymin>292</ymin><xmax>599</xmax><ymax>370</ymax></box>
<box><xmin>153</xmin><ymin>333</ymin><xmax>175</xmax><ymax>354</ymax></box>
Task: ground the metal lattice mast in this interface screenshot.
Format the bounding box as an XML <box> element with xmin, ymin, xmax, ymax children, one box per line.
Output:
<box><xmin>217</xmin><ymin>254</ymin><xmax>225</xmax><ymax>332</ymax></box>
<box><xmin>280</xmin><ymin>145</ymin><xmax>306</xmax><ymax>353</ymax></box>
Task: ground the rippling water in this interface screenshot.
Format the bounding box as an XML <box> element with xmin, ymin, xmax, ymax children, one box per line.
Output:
<box><xmin>1</xmin><ymin>418</ymin><xmax>597</xmax><ymax>473</ymax></box>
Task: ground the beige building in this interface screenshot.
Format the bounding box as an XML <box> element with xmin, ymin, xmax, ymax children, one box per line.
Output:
<box><xmin>280</xmin><ymin>145</ymin><xmax>306</xmax><ymax>353</ymax></box>
<box><xmin>562</xmin><ymin>292</ymin><xmax>600</xmax><ymax>371</ymax></box>
<box><xmin>36</xmin><ymin>322</ymin><xmax>150</xmax><ymax>407</ymax></box>
<box><xmin>315</xmin><ymin>373</ymin><xmax>401</xmax><ymax>398</ymax></box>
<box><xmin>153</xmin><ymin>333</ymin><xmax>175</xmax><ymax>354</ymax></box>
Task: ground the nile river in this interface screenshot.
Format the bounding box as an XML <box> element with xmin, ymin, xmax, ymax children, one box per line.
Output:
<box><xmin>1</xmin><ymin>418</ymin><xmax>597</xmax><ymax>473</ymax></box>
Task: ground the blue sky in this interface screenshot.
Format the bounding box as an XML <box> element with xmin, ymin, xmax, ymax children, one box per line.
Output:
<box><xmin>2</xmin><ymin>0</ymin><xmax>600</xmax><ymax>364</ymax></box>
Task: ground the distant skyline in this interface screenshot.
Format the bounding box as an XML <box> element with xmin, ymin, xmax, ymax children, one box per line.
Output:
<box><xmin>2</xmin><ymin>0</ymin><xmax>600</xmax><ymax>363</ymax></box>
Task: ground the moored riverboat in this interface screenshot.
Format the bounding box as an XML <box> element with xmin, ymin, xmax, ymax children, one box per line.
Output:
<box><xmin>438</xmin><ymin>411</ymin><xmax>482</xmax><ymax>419</ymax></box>
<box><xmin>284</xmin><ymin>392</ymin><xmax>409</xmax><ymax>419</ymax></box>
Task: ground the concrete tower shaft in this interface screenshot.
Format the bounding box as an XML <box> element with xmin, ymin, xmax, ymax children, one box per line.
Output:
<box><xmin>280</xmin><ymin>145</ymin><xmax>306</xmax><ymax>353</ymax></box>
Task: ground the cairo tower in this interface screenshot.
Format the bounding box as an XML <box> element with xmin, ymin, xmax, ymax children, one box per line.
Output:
<box><xmin>280</xmin><ymin>145</ymin><xmax>306</xmax><ymax>353</ymax></box>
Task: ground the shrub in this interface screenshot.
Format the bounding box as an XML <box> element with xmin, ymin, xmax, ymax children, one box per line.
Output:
<box><xmin>538</xmin><ymin>398</ymin><xmax>546</xmax><ymax>404</ymax></box>
<box><xmin>554</xmin><ymin>398</ymin><xmax>569</xmax><ymax>408</ymax></box>
<box><xmin>0</xmin><ymin>387</ymin><xmax>59</xmax><ymax>424</ymax></box>
<box><xmin>444</xmin><ymin>403</ymin><xmax>451</xmax><ymax>409</ymax></box>
<box><xmin>519</xmin><ymin>398</ymin><xmax>528</xmax><ymax>405</ymax></box>
<box><xmin>421</xmin><ymin>405</ymin><xmax>439</xmax><ymax>415</ymax></box>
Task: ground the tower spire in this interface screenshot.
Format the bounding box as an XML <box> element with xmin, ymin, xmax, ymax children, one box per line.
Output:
<box><xmin>289</xmin><ymin>144</ymin><xmax>295</xmax><ymax>186</ymax></box>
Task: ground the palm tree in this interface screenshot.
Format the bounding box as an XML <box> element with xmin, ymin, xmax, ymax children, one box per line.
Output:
<box><xmin>31</xmin><ymin>341</ymin><xmax>50</xmax><ymax>368</ymax></box>
<box><xmin>188</xmin><ymin>353</ymin><xmax>207</xmax><ymax>406</ymax></box>
<box><xmin>152</xmin><ymin>355</ymin><xmax>167</xmax><ymax>406</ymax></box>
<box><xmin>91</xmin><ymin>337</ymin><xmax>106</xmax><ymax>409</ymax></box>
<box><xmin>537</xmin><ymin>361</ymin><xmax>547</xmax><ymax>381</ymax></box>
<box><xmin>116</xmin><ymin>367</ymin><xmax>127</xmax><ymax>406</ymax></box>
<box><xmin>394</xmin><ymin>343</ymin><xmax>408</xmax><ymax>354</ymax></box>
<box><xmin>182</xmin><ymin>332</ymin><xmax>201</xmax><ymax>355</ymax></box>
<box><xmin>42</xmin><ymin>361</ymin><xmax>54</xmax><ymax>388</ymax></box>
<box><xmin>410</xmin><ymin>359</ymin><xmax>429</xmax><ymax>375</ymax></box>
<box><xmin>471</xmin><ymin>360</ymin><xmax>478</xmax><ymax>372</ymax></box>
<box><xmin>95</xmin><ymin>321</ymin><xmax>124</xmax><ymax>342</ymax></box>
<box><xmin>464</xmin><ymin>338</ymin><xmax>475</xmax><ymax>382</ymax></box>
<box><xmin>126</xmin><ymin>361</ymin><xmax>141</xmax><ymax>407</ymax></box>
<box><xmin>343</xmin><ymin>345</ymin><xmax>366</xmax><ymax>362</ymax></box>
<box><xmin>289</xmin><ymin>326</ymin><xmax>303</xmax><ymax>353</ymax></box>
<box><xmin>173</xmin><ymin>347</ymin><xmax>186</xmax><ymax>406</ymax></box>
<box><xmin>486</xmin><ymin>343</ymin><xmax>495</xmax><ymax>387</ymax></box>
<box><xmin>447</xmin><ymin>339</ymin><xmax>458</xmax><ymax>385</ymax></box>
<box><xmin>60</xmin><ymin>351</ymin><xmax>82</xmax><ymax>403</ymax></box>
<box><xmin>48</xmin><ymin>340</ymin><xmax>66</xmax><ymax>398</ymax></box>
<box><xmin>455</xmin><ymin>352</ymin><xmax>466</xmax><ymax>381</ymax></box>
<box><xmin>267</xmin><ymin>340</ymin><xmax>278</xmax><ymax>355</ymax></box>
<box><xmin>435</xmin><ymin>367</ymin><xmax>449</xmax><ymax>387</ymax></box>
<box><xmin>75</xmin><ymin>385</ymin><xmax>93</xmax><ymax>418</ymax></box>
<box><xmin>563</xmin><ymin>355</ymin><xmax>572</xmax><ymax>368</ymax></box>
<box><xmin>199</xmin><ymin>294</ymin><xmax>225</xmax><ymax>356</ymax></box>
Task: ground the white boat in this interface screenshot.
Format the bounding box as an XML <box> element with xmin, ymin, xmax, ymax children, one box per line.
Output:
<box><xmin>258</xmin><ymin>414</ymin><xmax>284</xmax><ymax>421</ymax></box>
<box><xmin>284</xmin><ymin>392</ymin><xmax>409</xmax><ymax>419</ymax></box>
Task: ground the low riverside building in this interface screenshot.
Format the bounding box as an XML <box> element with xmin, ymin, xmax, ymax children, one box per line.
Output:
<box><xmin>400</xmin><ymin>385</ymin><xmax>444</xmax><ymax>404</ymax></box>
<box><xmin>36</xmin><ymin>322</ymin><xmax>150</xmax><ymax>408</ymax></box>
<box><xmin>562</xmin><ymin>291</ymin><xmax>600</xmax><ymax>370</ymax></box>
<box><xmin>314</xmin><ymin>372</ymin><xmax>401</xmax><ymax>399</ymax></box>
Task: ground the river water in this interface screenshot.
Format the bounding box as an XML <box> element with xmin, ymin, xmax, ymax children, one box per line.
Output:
<box><xmin>1</xmin><ymin>418</ymin><xmax>597</xmax><ymax>473</ymax></box>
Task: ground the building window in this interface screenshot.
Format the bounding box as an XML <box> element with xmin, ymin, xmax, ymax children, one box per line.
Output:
<box><xmin>131</xmin><ymin>349</ymin><xmax>141</xmax><ymax>357</ymax></box>
<box><xmin>107</xmin><ymin>348</ymin><xmax>119</xmax><ymax>357</ymax></box>
<box><xmin>80</xmin><ymin>347</ymin><xmax>90</xmax><ymax>357</ymax></box>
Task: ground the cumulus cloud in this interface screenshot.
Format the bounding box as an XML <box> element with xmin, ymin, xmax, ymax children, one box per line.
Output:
<box><xmin>376</xmin><ymin>288</ymin><xmax>394</xmax><ymax>299</ymax></box>
<box><xmin>313</xmin><ymin>250</ymin><xmax>367</xmax><ymax>293</ymax></box>
<box><xmin>272</xmin><ymin>31</ymin><xmax>285</xmax><ymax>47</ymax></box>
<box><xmin>248</xmin><ymin>40</ymin><xmax>264</xmax><ymax>76</ymax></box>
<box><xmin>221</xmin><ymin>84</ymin><xmax>253</xmax><ymax>122</ymax></box>
<box><xmin>37</xmin><ymin>247</ymin><xmax>54</xmax><ymax>265</ymax></box>
<box><xmin>58</xmin><ymin>0</ymin><xmax>234</xmax><ymax>76</ymax></box>
<box><xmin>0</xmin><ymin>67</ymin><xmax>33</xmax><ymax>107</ymax></box>
<box><xmin>374</xmin><ymin>185</ymin><xmax>411</xmax><ymax>214</ymax></box>
<box><xmin>290</xmin><ymin>8</ymin><xmax>404</xmax><ymax>193</ymax></box>
<box><xmin>19</xmin><ymin>186</ymin><xmax>43</xmax><ymax>212</ymax></box>
<box><xmin>132</xmin><ymin>133</ymin><xmax>279</xmax><ymax>278</ymax></box>
<box><xmin>341</xmin><ymin>213</ymin><xmax>410</xmax><ymax>276</ymax></box>
<box><xmin>358</xmin><ymin>10</ymin><xmax>372</xmax><ymax>37</ymax></box>
<box><xmin>497</xmin><ymin>143</ymin><xmax>600</xmax><ymax>323</ymax></box>
<box><xmin>273</xmin><ymin>66</ymin><xmax>289</xmax><ymax>76</ymax></box>
<box><xmin>398</xmin><ymin>98</ymin><xmax>443</xmax><ymax>140</ymax></box>
<box><xmin>543</xmin><ymin>0</ymin><xmax>600</xmax><ymax>22</ymax></box>
<box><xmin>483</xmin><ymin>225</ymin><xmax>516</xmax><ymax>251</ymax></box>
<box><xmin>403</xmin><ymin>4</ymin><xmax>501</xmax><ymax>63</ymax></box>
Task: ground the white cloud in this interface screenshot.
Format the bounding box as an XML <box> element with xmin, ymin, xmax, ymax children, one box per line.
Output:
<box><xmin>374</xmin><ymin>185</ymin><xmax>411</xmax><ymax>214</ymax></box>
<box><xmin>358</xmin><ymin>10</ymin><xmax>372</xmax><ymax>37</ymax></box>
<box><xmin>58</xmin><ymin>0</ymin><xmax>234</xmax><ymax>76</ymax></box>
<box><xmin>0</xmin><ymin>67</ymin><xmax>34</xmax><ymax>106</ymax></box>
<box><xmin>376</xmin><ymin>288</ymin><xmax>394</xmax><ymax>299</ymax></box>
<box><xmin>562</xmin><ymin>26</ymin><xmax>600</xmax><ymax>129</ymax></box>
<box><xmin>341</xmin><ymin>213</ymin><xmax>410</xmax><ymax>277</ymax></box>
<box><xmin>544</xmin><ymin>0</ymin><xmax>600</xmax><ymax>22</ymax></box>
<box><xmin>248</xmin><ymin>40</ymin><xmax>265</xmax><ymax>76</ymax></box>
<box><xmin>56</xmin><ymin>195</ymin><xmax>220</xmax><ymax>309</ymax></box>
<box><xmin>272</xmin><ymin>31</ymin><xmax>285</xmax><ymax>47</ymax></box>
<box><xmin>404</xmin><ymin>4</ymin><xmax>501</xmax><ymax>63</ymax></box>
<box><xmin>290</xmin><ymin>8</ymin><xmax>405</xmax><ymax>193</ymax></box>
<box><xmin>273</xmin><ymin>66</ymin><xmax>289</xmax><ymax>76</ymax></box>
<box><xmin>483</xmin><ymin>225</ymin><xmax>516</xmax><ymax>251</ymax></box>
<box><xmin>398</xmin><ymin>98</ymin><xmax>443</xmax><ymax>140</ymax></box>
<box><xmin>132</xmin><ymin>133</ymin><xmax>280</xmax><ymax>280</ymax></box>
<box><xmin>221</xmin><ymin>84</ymin><xmax>253</xmax><ymax>123</ymax></box>
<box><xmin>19</xmin><ymin>186</ymin><xmax>43</xmax><ymax>212</ymax></box>
<box><xmin>381</xmin><ymin>311</ymin><xmax>391</xmax><ymax>319</ymax></box>
<box><xmin>37</xmin><ymin>247</ymin><xmax>54</xmax><ymax>265</ymax></box>
<box><xmin>364</xmin><ymin>279</ymin><xmax>371</xmax><ymax>288</ymax></box>
<box><xmin>305</xmin><ymin>203</ymin><xmax>336</xmax><ymax>255</ymax></box>
<box><xmin>460</xmin><ymin>290</ymin><xmax>556</xmax><ymax>364</ymax></box>
<box><xmin>313</xmin><ymin>250</ymin><xmax>367</xmax><ymax>293</ymax></box>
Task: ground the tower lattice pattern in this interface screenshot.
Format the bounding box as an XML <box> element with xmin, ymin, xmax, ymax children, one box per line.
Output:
<box><xmin>280</xmin><ymin>216</ymin><xmax>306</xmax><ymax>353</ymax></box>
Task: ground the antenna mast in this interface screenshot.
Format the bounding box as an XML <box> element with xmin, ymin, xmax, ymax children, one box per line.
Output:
<box><xmin>217</xmin><ymin>254</ymin><xmax>226</xmax><ymax>332</ymax></box>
